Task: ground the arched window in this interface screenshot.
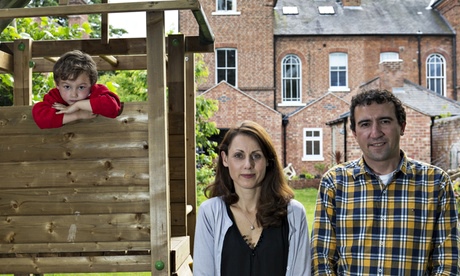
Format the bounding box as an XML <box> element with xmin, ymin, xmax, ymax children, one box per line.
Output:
<box><xmin>426</xmin><ymin>54</ymin><xmax>446</xmax><ymax>96</ymax></box>
<box><xmin>282</xmin><ymin>55</ymin><xmax>301</xmax><ymax>103</ymax></box>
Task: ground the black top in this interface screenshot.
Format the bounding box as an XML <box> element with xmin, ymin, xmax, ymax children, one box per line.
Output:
<box><xmin>221</xmin><ymin>204</ymin><xmax>289</xmax><ymax>276</ymax></box>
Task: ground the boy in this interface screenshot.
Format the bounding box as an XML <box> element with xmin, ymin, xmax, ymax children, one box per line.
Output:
<box><xmin>32</xmin><ymin>50</ymin><xmax>121</xmax><ymax>129</ymax></box>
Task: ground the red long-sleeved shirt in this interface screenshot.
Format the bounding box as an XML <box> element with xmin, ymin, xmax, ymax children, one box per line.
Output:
<box><xmin>32</xmin><ymin>84</ymin><xmax>121</xmax><ymax>129</ymax></box>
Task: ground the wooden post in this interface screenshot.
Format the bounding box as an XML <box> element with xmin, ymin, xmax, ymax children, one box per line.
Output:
<box><xmin>146</xmin><ymin>11</ymin><xmax>170</xmax><ymax>275</ymax></box>
<box><xmin>167</xmin><ymin>34</ymin><xmax>187</xmax><ymax>237</ymax></box>
<box><xmin>13</xmin><ymin>39</ymin><xmax>32</xmax><ymax>106</ymax></box>
<box><xmin>185</xmin><ymin>52</ymin><xmax>197</xmax><ymax>251</ymax></box>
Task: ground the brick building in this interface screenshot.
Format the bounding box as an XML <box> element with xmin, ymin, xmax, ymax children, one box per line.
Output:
<box><xmin>180</xmin><ymin>0</ymin><xmax>460</xmax><ymax>174</ymax></box>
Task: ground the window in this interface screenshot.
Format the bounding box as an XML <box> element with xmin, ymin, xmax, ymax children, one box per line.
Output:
<box><xmin>329</xmin><ymin>53</ymin><xmax>348</xmax><ymax>90</ymax></box>
<box><xmin>216</xmin><ymin>0</ymin><xmax>236</xmax><ymax>12</ymax></box>
<box><xmin>302</xmin><ymin>128</ymin><xmax>324</xmax><ymax>161</ymax></box>
<box><xmin>426</xmin><ymin>54</ymin><xmax>446</xmax><ymax>96</ymax></box>
<box><xmin>282</xmin><ymin>55</ymin><xmax>301</xmax><ymax>103</ymax></box>
<box><xmin>380</xmin><ymin>52</ymin><xmax>399</xmax><ymax>62</ymax></box>
<box><xmin>216</xmin><ymin>48</ymin><xmax>237</xmax><ymax>86</ymax></box>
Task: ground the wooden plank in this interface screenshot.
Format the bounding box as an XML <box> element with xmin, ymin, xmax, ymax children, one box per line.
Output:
<box><xmin>0</xmin><ymin>186</ymin><xmax>149</xmax><ymax>216</ymax></box>
<box><xmin>0</xmin><ymin>132</ymin><xmax>148</xmax><ymax>162</ymax></box>
<box><xmin>0</xmin><ymin>1</ymin><xmax>200</xmax><ymax>19</ymax></box>
<box><xmin>170</xmin><ymin>236</ymin><xmax>189</xmax><ymax>272</ymax></box>
<box><xmin>147</xmin><ymin>11</ymin><xmax>170</xmax><ymax>275</ymax></box>
<box><xmin>170</xmin><ymin>202</ymin><xmax>186</xmax><ymax>226</ymax></box>
<box><xmin>172</xmin><ymin>255</ymin><xmax>193</xmax><ymax>276</ymax></box>
<box><xmin>0</xmin><ymin>158</ymin><xmax>149</xmax><ymax>189</ymax></box>
<box><xmin>0</xmin><ymin>255</ymin><xmax>151</xmax><ymax>273</ymax></box>
<box><xmin>0</xmin><ymin>241</ymin><xmax>150</xmax><ymax>254</ymax></box>
<box><xmin>185</xmin><ymin>52</ymin><xmax>197</xmax><ymax>248</ymax></box>
<box><xmin>0</xmin><ymin>102</ymin><xmax>148</xmax><ymax>134</ymax></box>
<box><xmin>0</xmin><ymin>213</ymin><xmax>151</xmax><ymax>244</ymax></box>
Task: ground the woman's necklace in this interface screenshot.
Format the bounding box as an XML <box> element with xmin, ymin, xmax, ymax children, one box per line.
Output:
<box><xmin>240</xmin><ymin>209</ymin><xmax>257</xmax><ymax>230</ymax></box>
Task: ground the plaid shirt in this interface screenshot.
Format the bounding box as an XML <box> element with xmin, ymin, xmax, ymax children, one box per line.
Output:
<box><xmin>311</xmin><ymin>151</ymin><xmax>458</xmax><ymax>275</ymax></box>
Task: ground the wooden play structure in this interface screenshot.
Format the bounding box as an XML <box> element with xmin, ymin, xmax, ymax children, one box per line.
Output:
<box><xmin>0</xmin><ymin>1</ymin><xmax>214</xmax><ymax>274</ymax></box>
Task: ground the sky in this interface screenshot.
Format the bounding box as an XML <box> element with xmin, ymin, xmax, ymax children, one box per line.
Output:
<box><xmin>108</xmin><ymin>0</ymin><xmax>178</xmax><ymax>37</ymax></box>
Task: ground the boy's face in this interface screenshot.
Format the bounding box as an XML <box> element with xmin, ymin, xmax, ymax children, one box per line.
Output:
<box><xmin>56</xmin><ymin>73</ymin><xmax>92</xmax><ymax>105</ymax></box>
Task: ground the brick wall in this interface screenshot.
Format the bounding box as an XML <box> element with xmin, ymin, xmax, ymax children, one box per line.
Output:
<box><xmin>286</xmin><ymin>93</ymin><xmax>350</xmax><ymax>175</ymax></box>
<box><xmin>432</xmin><ymin>116</ymin><xmax>460</xmax><ymax>169</ymax></box>
<box><xmin>274</xmin><ymin>35</ymin><xmax>454</xmax><ymax>113</ymax></box>
<box><xmin>200</xmin><ymin>82</ymin><xmax>283</xmax><ymax>160</ymax></box>
<box><xmin>180</xmin><ymin>0</ymin><xmax>275</xmax><ymax>107</ymax></box>
<box><xmin>435</xmin><ymin>0</ymin><xmax>460</xmax><ymax>100</ymax></box>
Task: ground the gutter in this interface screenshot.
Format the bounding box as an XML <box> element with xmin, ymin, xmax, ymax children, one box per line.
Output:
<box><xmin>282</xmin><ymin>115</ymin><xmax>289</xmax><ymax>167</ymax></box>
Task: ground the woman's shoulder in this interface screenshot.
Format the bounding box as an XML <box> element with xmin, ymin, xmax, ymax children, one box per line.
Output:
<box><xmin>288</xmin><ymin>199</ymin><xmax>306</xmax><ymax>214</ymax></box>
<box><xmin>200</xmin><ymin>196</ymin><xmax>226</xmax><ymax>210</ymax></box>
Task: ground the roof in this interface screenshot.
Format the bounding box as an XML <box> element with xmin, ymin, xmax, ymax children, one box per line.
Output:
<box><xmin>326</xmin><ymin>79</ymin><xmax>460</xmax><ymax>125</ymax></box>
<box><xmin>0</xmin><ymin>0</ymin><xmax>29</xmax><ymax>32</ymax></box>
<box><xmin>274</xmin><ymin>0</ymin><xmax>454</xmax><ymax>36</ymax></box>
<box><xmin>395</xmin><ymin>80</ymin><xmax>460</xmax><ymax>117</ymax></box>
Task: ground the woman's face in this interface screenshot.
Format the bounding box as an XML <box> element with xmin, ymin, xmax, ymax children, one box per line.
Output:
<box><xmin>222</xmin><ymin>134</ymin><xmax>268</xmax><ymax>193</ymax></box>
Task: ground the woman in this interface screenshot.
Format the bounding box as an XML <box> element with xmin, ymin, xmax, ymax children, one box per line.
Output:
<box><xmin>194</xmin><ymin>120</ymin><xmax>311</xmax><ymax>276</ymax></box>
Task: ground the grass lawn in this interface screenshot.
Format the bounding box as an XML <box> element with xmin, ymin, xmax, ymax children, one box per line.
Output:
<box><xmin>293</xmin><ymin>187</ymin><xmax>318</xmax><ymax>232</ymax></box>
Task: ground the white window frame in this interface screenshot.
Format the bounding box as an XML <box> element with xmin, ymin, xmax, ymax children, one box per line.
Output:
<box><xmin>380</xmin><ymin>52</ymin><xmax>400</xmax><ymax>63</ymax></box>
<box><xmin>213</xmin><ymin>0</ymin><xmax>241</xmax><ymax>15</ymax></box>
<box><xmin>426</xmin><ymin>53</ymin><xmax>446</xmax><ymax>96</ymax></box>
<box><xmin>302</xmin><ymin>128</ymin><xmax>324</xmax><ymax>161</ymax></box>
<box><xmin>215</xmin><ymin>48</ymin><xmax>237</xmax><ymax>87</ymax></box>
<box><xmin>281</xmin><ymin>54</ymin><xmax>302</xmax><ymax>105</ymax></box>
<box><xmin>329</xmin><ymin>53</ymin><xmax>349</xmax><ymax>92</ymax></box>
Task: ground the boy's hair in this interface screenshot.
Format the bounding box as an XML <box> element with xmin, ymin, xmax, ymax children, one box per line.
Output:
<box><xmin>350</xmin><ymin>89</ymin><xmax>406</xmax><ymax>132</ymax></box>
<box><xmin>53</xmin><ymin>50</ymin><xmax>98</xmax><ymax>86</ymax></box>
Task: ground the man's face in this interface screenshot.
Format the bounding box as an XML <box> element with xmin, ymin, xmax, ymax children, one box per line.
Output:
<box><xmin>352</xmin><ymin>101</ymin><xmax>406</xmax><ymax>172</ymax></box>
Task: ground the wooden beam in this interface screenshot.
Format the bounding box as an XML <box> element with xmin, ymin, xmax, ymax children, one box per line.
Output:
<box><xmin>0</xmin><ymin>38</ymin><xmax>148</xmax><ymax>57</ymax></box>
<box><xmin>99</xmin><ymin>55</ymin><xmax>119</xmax><ymax>67</ymax></box>
<box><xmin>146</xmin><ymin>11</ymin><xmax>170</xmax><ymax>275</ymax></box>
<box><xmin>0</xmin><ymin>1</ymin><xmax>200</xmax><ymax>19</ymax></box>
<box><xmin>31</xmin><ymin>55</ymin><xmax>146</xmax><ymax>72</ymax></box>
<box><xmin>0</xmin><ymin>50</ymin><xmax>13</xmax><ymax>73</ymax></box>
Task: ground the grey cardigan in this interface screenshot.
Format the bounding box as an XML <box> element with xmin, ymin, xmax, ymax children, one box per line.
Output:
<box><xmin>193</xmin><ymin>197</ymin><xmax>311</xmax><ymax>276</ymax></box>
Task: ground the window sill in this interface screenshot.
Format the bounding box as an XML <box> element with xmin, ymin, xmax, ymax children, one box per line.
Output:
<box><xmin>212</xmin><ymin>11</ymin><xmax>241</xmax><ymax>16</ymax></box>
<box><xmin>328</xmin><ymin>87</ymin><xmax>350</xmax><ymax>92</ymax></box>
<box><xmin>278</xmin><ymin>102</ymin><xmax>306</xmax><ymax>107</ymax></box>
<box><xmin>302</xmin><ymin>156</ymin><xmax>325</xmax><ymax>162</ymax></box>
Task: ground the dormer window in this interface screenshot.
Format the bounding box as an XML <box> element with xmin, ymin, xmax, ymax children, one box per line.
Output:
<box><xmin>283</xmin><ymin>7</ymin><xmax>299</xmax><ymax>15</ymax></box>
<box><xmin>318</xmin><ymin>6</ymin><xmax>335</xmax><ymax>15</ymax></box>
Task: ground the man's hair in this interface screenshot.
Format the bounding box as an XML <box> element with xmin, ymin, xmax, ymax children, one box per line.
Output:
<box><xmin>53</xmin><ymin>50</ymin><xmax>98</xmax><ymax>86</ymax></box>
<box><xmin>350</xmin><ymin>89</ymin><xmax>406</xmax><ymax>132</ymax></box>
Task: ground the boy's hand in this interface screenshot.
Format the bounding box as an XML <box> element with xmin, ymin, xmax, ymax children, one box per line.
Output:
<box><xmin>53</xmin><ymin>102</ymin><xmax>80</xmax><ymax>114</ymax></box>
<box><xmin>76</xmin><ymin>110</ymin><xmax>98</xmax><ymax>120</ymax></box>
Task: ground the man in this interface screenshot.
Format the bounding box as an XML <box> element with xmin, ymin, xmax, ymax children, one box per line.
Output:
<box><xmin>311</xmin><ymin>89</ymin><xmax>458</xmax><ymax>275</ymax></box>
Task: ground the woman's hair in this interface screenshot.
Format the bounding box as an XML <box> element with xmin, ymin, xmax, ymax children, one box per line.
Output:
<box><xmin>205</xmin><ymin>120</ymin><xmax>294</xmax><ymax>227</ymax></box>
<box><xmin>350</xmin><ymin>89</ymin><xmax>406</xmax><ymax>132</ymax></box>
<box><xmin>53</xmin><ymin>50</ymin><xmax>98</xmax><ymax>86</ymax></box>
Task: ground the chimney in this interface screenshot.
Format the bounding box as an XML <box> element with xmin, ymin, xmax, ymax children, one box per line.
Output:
<box><xmin>378</xmin><ymin>60</ymin><xmax>404</xmax><ymax>91</ymax></box>
<box><xmin>342</xmin><ymin>0</ymin><xmax>361</xmax><ymax>7</ymax></box>
<box><xmin>66</xmin><ymin>0</ymin><xmax>89</xmax><ymax>39</ymax></box>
